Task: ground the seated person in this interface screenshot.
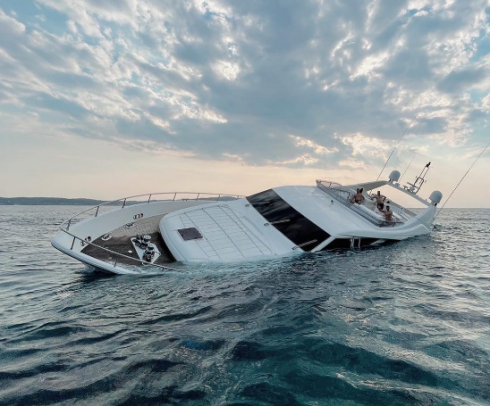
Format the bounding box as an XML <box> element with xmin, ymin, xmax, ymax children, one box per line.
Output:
<box><xmin>350</xmin><ymin>188</ymin><xmax>365</xmax><ymax>204</ymax></box>
<box><xmin>372</xmin><ymin>191</ymin><xmax>386</xmax><ymax>211</ymax></box>
<box><xmin>383</xmin><ymin>205</ymin><xmax>393</xmax><ymax>222</ymax></box>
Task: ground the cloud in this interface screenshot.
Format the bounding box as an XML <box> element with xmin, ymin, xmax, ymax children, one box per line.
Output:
<box><xmin>0</xmin><ymin>0</ymin><xmax>489</xmax><ymax>170</ymax></box>
<box><xmin>438</xmin><ymin>64</ymin><xmax>490</xmax><ymax>93</ymax></box>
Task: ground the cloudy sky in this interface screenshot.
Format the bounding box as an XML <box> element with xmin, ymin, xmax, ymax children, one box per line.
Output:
<box><xmin>0</xmin><ymin>0</ymin><xmax>489</xmax><ymax>207</ymax></box>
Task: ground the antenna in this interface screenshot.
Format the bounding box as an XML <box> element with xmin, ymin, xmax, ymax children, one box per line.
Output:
<box><xmin>404</xmin><ymin>162</ymin><xmax>431</xmax><ymax>194</ymax></box>
<box><xmin>376</xmin><ymin>114</ymin><xmax>418</xmax><ymax>181</ymax></box>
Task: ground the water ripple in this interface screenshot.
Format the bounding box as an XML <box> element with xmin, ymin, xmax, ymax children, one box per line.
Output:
<box><xmin>0</xmin><ymin>206</ymin><xmax>489</xmax><ymax>405</ymax></box>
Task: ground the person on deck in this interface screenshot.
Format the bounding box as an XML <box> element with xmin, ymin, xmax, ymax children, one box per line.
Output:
<box><xmin>384</xmin><ymin>205</ymin><xmax>393</xmax><ymax>222</ymax></box>
<box><xmin>372</xmin><ymin>191</ymin><xmax>386</xmax><ymax>211</ymax></box>
<box><xmin>350</xmin><ymin>188</ymin><xmax>365</xmax><ymax>204</ymax></box>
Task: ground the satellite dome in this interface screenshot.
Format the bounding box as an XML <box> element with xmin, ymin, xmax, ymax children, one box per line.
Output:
<box><xmin>389</xmin><ymin>170</ymin><xmax>401</xmax><ymax>182</ymax></box>
<box><xmin>429</xmin><ymin>190</ymin><xmax>443</xmax><ymax>205</ymax></box>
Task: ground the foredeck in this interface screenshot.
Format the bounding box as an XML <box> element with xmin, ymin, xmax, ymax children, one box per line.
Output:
<box><xmin>55</xmin><ymin>191</ymin><xmax>244</xmax><ymax>272</ymax></box>
<box><xmin>81</xmin><ymin>214</ymin><xmax>176</xmax><ymax>266</ymax></box>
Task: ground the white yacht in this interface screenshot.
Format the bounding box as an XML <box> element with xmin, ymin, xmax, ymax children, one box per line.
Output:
<box><xmin>51</xmin><ymin>165</ymin><xmax>442</xmax><ymax>274</ymax></box>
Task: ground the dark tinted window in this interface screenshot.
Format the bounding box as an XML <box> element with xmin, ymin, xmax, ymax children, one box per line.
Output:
<box><xmin>247</xmin><ymin>189</ymin><xmax>329</xmax><ymax>251</ymax></box>
<box><xmin>321</xmin><ymin>239</ymin><xmax>352</xmax><ymax>251</ymax></box>
<box><xmin>322</xmin><ymin>238</ymin><xmax>380</xmax><ymax>251</ymax></box>
<box><xmin>178</xmin><ymin>228</ymin><xmax>203</xmax><ymax>241</ymax></box>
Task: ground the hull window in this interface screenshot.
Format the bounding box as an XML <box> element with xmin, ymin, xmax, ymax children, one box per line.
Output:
<box><xmin>247</xmin><ymin>189</ymin><xmax>330</xmax><ymax>251</ymax></box>
<box><xmin>322</xmin><ymin>238</ymin><xmax>381</xmax><ymax>251</ymax></box>
<box><xmin>321</xmin><ymin>239</ymin><xmax>352</xmax><ymax>251</ymax></box>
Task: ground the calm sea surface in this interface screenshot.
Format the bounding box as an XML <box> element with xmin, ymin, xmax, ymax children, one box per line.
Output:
<box><xmin>0</xmin><ymin>206</ymin><xmax>489</xmax><ymax>406</ymax></box>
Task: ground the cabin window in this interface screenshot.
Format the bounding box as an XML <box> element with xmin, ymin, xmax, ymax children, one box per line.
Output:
<box><xmin>247</xmin><ymin>189</ymin><xmax>330</xmax><ymax>251</ymax></box>
<box><xmin>321</xmin><ymin>238</ymin><xmax>381</xmax><ymax>251</ymax></box>
<box><xmin>321</xmin><ymin>239</ymin><xmax>352</xmax><ymax>251</ymax></box>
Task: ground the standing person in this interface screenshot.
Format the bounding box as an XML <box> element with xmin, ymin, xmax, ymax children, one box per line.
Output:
<box><xmin>372</xmin><ymin>191</ymin><xmax>386</xmax><ymax>211</ymax></box>
<box><xmin>384</xmin><ymin>205</ymin><xmax>393</xmax><ymax>222</ymax></box>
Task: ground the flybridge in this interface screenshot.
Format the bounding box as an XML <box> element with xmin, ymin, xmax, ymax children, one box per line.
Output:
<box><xmin>316</xmin><ymin>164</ymin><xmax>442</xmax><ymax>229</ymax></box>
<box><xmin>316</xmin><ymin>180</ymin><xmax>408</xmax><ymax>227</ymax></box>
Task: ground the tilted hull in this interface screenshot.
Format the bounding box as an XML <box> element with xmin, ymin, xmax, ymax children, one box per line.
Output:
<box><xmin>52</xmin><ymin>181</ymin><xmax>438</xmax><ymax>274</ymax></box>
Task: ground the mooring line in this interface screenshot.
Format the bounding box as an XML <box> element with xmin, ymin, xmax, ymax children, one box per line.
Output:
<box><xmin>435</xmin><ymin>139</ymin><xmax>490</xmax><ymax>220</ymax></box>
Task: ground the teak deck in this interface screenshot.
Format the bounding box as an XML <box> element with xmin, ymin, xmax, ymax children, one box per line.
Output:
<box><xmin>82</xmin><ymin>214</ymin><xmax>175</xmax><ymax>267</ymax></box>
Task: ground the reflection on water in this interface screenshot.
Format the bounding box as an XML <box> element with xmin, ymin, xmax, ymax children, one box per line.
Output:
<box><xmin>0</xmin><ymin>206</ymin><xmax>489</xmax><ymax>405</ymax></box>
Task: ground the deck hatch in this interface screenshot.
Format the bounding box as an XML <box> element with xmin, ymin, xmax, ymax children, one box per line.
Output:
<box><xmin>246</xmin><ymin>189</ymin><xmax>330</xmax><ymax>251</ymax></box>
<box><xmin>178</xmin><ymin>227</ymin><xmax>203</xmax><ymax>241</ymax></box>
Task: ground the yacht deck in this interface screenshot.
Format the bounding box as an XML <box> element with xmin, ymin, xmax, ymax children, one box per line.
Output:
<box><xmin>81</xmin><ymin>214</ymin><xmax>175</xmax><ymax>267</ymax></box>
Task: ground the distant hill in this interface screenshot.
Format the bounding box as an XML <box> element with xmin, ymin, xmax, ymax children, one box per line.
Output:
<box><xmin>0</xmin><ymin>197</ymin><xmax>112</xmax><ymax>206</ymax></box>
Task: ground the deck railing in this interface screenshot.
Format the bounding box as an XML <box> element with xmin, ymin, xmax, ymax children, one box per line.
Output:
<box><xmin>61</xmin><ymin>192</ymin><xmax>243</xmax><ymax>231</ymax></box>
<box><xmin>316</xmin><ymin>180</ymin><xmax>404</xmax><ymax>227</ymax></box>
<box><xmin>378</xmin><ymin>199</ymin><xmax>417</xmax><ymax>219</ymax></box>
<box><xmin>58</xmin><ymin>191</ymin><xmax>243</xmax><ymax>271</ymax></box>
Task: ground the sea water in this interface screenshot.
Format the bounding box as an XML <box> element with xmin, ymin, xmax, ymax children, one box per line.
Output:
<box><xmin>0</xmin><ymin>206</ymin><xmax>489</xmax><ymax>406</ymax></box>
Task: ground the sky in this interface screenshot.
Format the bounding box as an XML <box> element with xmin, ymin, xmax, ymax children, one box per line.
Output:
<box><xmin>0</xmin><ymin>0</ymin><xmax>489</xmax><ymax>207</ymax></box>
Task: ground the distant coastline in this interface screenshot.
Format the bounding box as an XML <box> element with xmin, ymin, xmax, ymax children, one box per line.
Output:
<box><xmin>0</xmin><ymin>197</ymin><xmax>484</xmax><ymax>208</ymax></box>
<box><xmin>0</xmin><ymin>197</ymin><xmax>114</xmax><ymax>206</ymax></box>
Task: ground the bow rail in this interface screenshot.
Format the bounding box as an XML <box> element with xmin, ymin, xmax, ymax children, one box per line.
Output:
<box><xmin>61</xmin><ymin>191</ymin><xmax>244</xmax><ymax>231</ymax></box>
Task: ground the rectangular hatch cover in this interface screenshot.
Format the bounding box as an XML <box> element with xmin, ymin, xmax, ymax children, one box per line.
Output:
<box><xmin>178</xmin><ymin>227</ymin><xmax>203</xmax><ymax>241</ymax></box>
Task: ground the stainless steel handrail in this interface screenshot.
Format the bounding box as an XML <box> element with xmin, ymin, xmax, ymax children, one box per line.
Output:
<box><xmin>316</xmin><ymin>179</ymin><xmax>342</xmax><ymax>188</ymax></box>
<box><xmin>381</xmin><ymin>199</ymin><xmax>416</xmax><ymax>218</ymax></box>
<box><xmin>61</xmin><ymin>192</ymin><xmax>244</xmax><ymax>231</ymax></box>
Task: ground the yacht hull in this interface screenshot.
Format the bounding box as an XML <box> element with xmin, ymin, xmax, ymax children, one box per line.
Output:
<box><xmin>51</xmin><ymin>182</ymin><xmax>438</xmax><ymax>274</ymax></box>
